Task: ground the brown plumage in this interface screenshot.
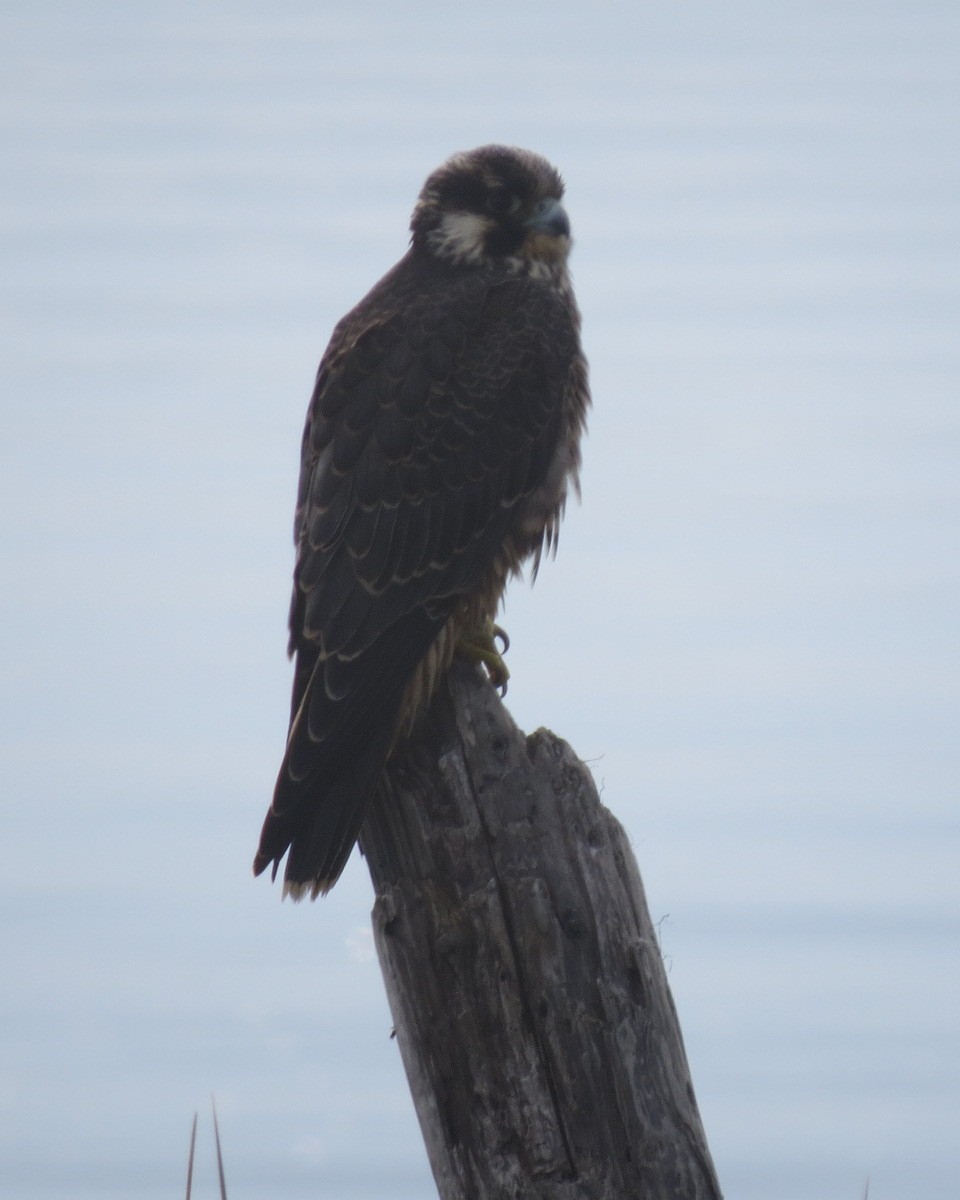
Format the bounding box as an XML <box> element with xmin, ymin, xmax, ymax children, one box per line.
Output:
<box><xmin>254</xmin><ymin>145</ymin><xmax>590</xmax><ymax>898</ymax></box>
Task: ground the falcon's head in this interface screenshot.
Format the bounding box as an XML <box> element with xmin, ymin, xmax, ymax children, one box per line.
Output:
<box><xmin>411</xmin><ymin>145</ymin><xmax>571</xmax><ymax>270</ymax></box>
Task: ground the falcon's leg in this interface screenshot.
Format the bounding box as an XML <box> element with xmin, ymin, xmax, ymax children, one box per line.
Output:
<box><xmin>456</xmin><ymin>619</ymin><xmax>511</xmax><ymax>695</ymax></box>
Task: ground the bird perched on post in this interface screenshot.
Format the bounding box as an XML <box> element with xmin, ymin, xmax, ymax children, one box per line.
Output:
<box><xmin>254</xmin><ymin>145</ymin><xmax>590</xmax><ymax>898</ymax></box>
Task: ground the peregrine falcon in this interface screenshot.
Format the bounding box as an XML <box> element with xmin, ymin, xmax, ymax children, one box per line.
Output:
<box><xmin>254</xmin><ymin>145</ymin><xmax>590</xmax><ymax>898</ymax></box>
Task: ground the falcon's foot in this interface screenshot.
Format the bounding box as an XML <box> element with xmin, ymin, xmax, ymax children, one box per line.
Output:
<box><xmin>456</xmin><ymin>620</ymin><xmax>511</xmax><ymax>695</ymax></box>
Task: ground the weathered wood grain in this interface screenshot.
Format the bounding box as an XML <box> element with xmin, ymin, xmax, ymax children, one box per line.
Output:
<box><xmin>360</xmin><ymin>662</ymin><xmax>722</xmax><ymax>1200</ymax></box>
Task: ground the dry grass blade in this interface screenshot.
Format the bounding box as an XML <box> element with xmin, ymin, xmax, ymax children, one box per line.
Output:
<box><xmin>212</xmin><ymin>1095</ymin><xmax>229</xmax><ymax>1200</ymax></box>
<box><xmin>185</xmin><ymin>1112</ymin><xmax>198</xmax><ymax>1200</ymax></box>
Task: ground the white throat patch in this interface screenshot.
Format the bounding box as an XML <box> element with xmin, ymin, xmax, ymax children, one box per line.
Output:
<box><xmin>426</xmin><ymin>210</ymin><xmax>493</xmax><ymax>265</ymax></box>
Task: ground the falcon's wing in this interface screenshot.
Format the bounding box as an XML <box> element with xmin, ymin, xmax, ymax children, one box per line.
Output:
<box><xmin>255</xmin><ymin>260</ymin><xmax>577</xmax><ymax>893</ymax></box>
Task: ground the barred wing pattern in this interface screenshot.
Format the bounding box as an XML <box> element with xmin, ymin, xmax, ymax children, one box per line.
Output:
<box><xmin>255</xmin><ymin>255</ymin><xmax>581</xmax><ymax>894</ymax></box>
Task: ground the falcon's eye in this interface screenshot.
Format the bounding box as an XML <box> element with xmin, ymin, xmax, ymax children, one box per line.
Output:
<box><xmin>486</xmin><ymin>190</ymin><xmax>521</xmax><ymax>218</ymax></box>
<box><xmin>533</xmin><ymin>197</ymin><xmax>554</xmax><ymax>216</ymax></box>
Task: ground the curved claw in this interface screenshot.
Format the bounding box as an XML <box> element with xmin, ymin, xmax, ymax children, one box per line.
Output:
<box><xmin>456</xmin><ymin>619</ymin><xmax>511</xmax><ymax>696</ymax></box>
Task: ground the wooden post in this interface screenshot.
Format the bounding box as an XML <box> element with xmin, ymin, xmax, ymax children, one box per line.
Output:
<box><xmin>360</xmin><ymin>662</ymin><xmax>723</xmax><ymax>1200</ymax></box>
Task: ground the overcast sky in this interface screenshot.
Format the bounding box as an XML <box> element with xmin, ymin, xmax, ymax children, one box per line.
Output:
<box><xmin>2</xmin><ymin>3</ymin><xmax>958</xmax><ymax>1198</ymax></box>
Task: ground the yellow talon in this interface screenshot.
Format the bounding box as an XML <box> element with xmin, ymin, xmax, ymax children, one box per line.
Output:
<box><xmin>456</xmin><ymin>620</ymin><xmax>511</xmax><ymax>695</ymax></box>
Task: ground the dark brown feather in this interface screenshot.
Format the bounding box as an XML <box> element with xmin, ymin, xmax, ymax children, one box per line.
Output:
<box><xmin>255</xmin><ymin>146</ymin><xmax>589</xmax><ymax>897</ymax></box>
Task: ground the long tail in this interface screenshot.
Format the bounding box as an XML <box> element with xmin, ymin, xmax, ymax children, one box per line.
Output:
<box><xmin>254</xmin><ymin>715</ymin><xmax>396</xmax><ymax>898</ymax></box>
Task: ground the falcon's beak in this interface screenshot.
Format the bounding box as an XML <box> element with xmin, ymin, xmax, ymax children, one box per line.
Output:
<box><xmin>524</xmin><ymin>197</ymin><xmax>571</xmax><ymax>240</ymax></box>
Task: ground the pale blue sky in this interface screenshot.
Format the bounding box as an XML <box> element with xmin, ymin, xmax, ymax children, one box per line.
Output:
<box><xmin>2</xmin><ymin>3</ymin><xmax>958</xmax><ymax>1197</ymax></box>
